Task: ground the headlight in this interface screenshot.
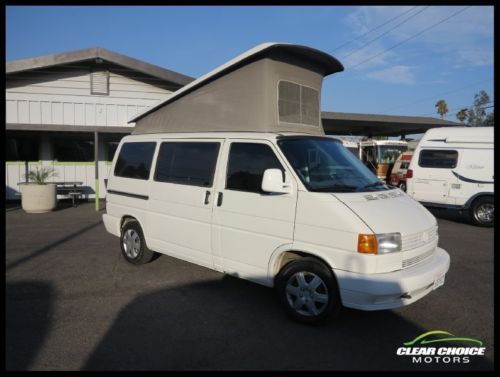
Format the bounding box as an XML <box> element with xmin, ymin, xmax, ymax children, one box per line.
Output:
<box><xmin>376</xmin><ymin>233</ymin><xmax>402</xmax><ymax>254</ymax></box>
<box><xmin>358</xmin><ymin>233</ymin><xmax>402</xmax><ymax>254</ymax></box>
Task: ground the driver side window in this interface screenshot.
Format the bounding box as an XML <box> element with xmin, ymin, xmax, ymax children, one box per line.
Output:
<box><xmin>226</xmin><ymin>143</ymin><xmax>284</xmax><ymax>193</ymax></box>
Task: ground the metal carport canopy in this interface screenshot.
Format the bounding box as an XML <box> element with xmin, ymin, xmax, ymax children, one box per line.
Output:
<box><xmin>321</xmin><ymin>111</ymin><xmax>461</xmax><ymax>137</ymax></box>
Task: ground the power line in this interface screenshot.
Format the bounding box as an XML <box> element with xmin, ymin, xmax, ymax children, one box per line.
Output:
<box><xmin>348</xmin><ymin>6</ymin><xmax>471</xmax><ymax>70</ymax></box>
<box><xmin>382</xmin><ymin>78</ymin><xmax>493</xmax><ymax>112</ymax></box>
<box><xmin>341</xmin><ymin>6</ymin><xmax>430</xmax><ymax>60</ymax></box>
<box><xmin>330</xmin><ymin>6</ymin><xmax>419</xmax><ymax>53</ymax></box>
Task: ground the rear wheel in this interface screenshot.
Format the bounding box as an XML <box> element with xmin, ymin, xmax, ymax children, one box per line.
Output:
<box><xmin>275</xmin><ymin>257</ymin><xmax>341</xmax><ymax>324</ymax></box>
<box><xmin>470</xmin><ymin>197</ymin><xmax>494</xmax><ymax>227</ymax></box>
<box><xmin>120</xmin><ymin>220</ymin><xmax>155</xmax><ymax>264</ymax></box>
<box><xmin>398</xmin><ymin>182</ymin><xmax>407</xmax><ymax>192</ymax></box>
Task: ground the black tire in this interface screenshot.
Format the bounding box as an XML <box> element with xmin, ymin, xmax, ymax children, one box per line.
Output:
<box><xmin>120</xmin><ymin>220</ymin><xmax>155</xmax><ymax>265</ymax></box>
<box><xmin>470</xmin><ymin>196</ymin><xmax>494</xmax><ymax>227</ymax></box>
<box><xmin>275</xmin><ymin>257</ymin><xmax>341</xmax><ymax>324</ymax></box>
<box><xmin>399</xmin><ymin>182</ymin><xmax>407</xmax><ymax>192</ymax></box>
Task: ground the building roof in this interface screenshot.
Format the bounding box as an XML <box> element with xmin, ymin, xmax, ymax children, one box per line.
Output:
<box><xmin>130</xmin><ymin>42</ymin><xmax>344</xmax><ymax>123</ymax></box>
<box><xmin>321</xmin><ymin>111</ymin><xmax>461</xmax><ymax>137</ymax></box>
<box><xmin>6</xmin><ymin>47</ymin><xmax>194</xmax><ymax>87</ymax></box>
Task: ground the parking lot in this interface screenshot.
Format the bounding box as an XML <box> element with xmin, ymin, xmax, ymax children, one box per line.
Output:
<box><xmin>6</xmin><ymin>201</ymin><xmax>494</xmax><ymax>370</ymax></box>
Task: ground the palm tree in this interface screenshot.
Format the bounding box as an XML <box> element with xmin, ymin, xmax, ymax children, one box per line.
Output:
<box><xmin>456</xmin><ymin>108</ymin><xmax>468</xmax><ymax>123</ymax></box>
<box><xmin>435</xmin><ymin>100</ymin><xmax>448</xmax><ymax>119</ymax></box>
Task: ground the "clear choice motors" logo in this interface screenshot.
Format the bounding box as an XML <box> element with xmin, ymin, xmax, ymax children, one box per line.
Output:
<box><xmin>397</xmin><ymin>331</ymin><xmax>486</xmax><ymax>364</ymax></box>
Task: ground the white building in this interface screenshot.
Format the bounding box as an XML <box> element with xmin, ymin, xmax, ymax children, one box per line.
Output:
<box><xmin>6</xmin><ymin>47</ymin><xmax>193</xmax><ymax>200</ymax></box>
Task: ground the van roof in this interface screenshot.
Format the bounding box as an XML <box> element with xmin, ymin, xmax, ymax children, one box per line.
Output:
<box><xmin>421</xmin><ymin>126</ymin><xmax>493</xmax><ymax>144</ymax></box>
<box><xmin>120</xmin><ymin>131</ymin><xmax>342</xmax><ymax>141</ymax></box>
<box><xmin>130</xmin><ymin>43</ymin><xmax>343</xmax><ymax>124</ymax></box>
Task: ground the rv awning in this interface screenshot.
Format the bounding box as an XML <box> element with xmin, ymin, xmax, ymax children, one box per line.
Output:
<box><xmin>321</xmin><ymin>112</ymin><xmax>461</xmax><ymax>137</ymax></box>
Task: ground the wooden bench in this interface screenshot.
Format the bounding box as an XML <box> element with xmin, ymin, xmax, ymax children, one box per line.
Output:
<box><xmin>54</xmin><ymin>181</ymin><xmax>84</xmax><ymax>207</ymax></box>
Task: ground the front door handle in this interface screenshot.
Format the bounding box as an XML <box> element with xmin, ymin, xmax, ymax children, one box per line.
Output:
<box><xmin>204</xmin><ymin>190</ymin><xmax>211</xmax><ymax>205</ymax></box>
<box><xmin>217</xmin><ymin>192</ymin><xmax>223</xmax><ymax>207</ymax></box>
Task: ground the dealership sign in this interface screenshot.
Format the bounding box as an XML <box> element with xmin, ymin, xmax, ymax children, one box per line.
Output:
<box><xmin>397</xmin><ymin>331</ymin><xmax>486</xmax><ymax>364</ymax></box>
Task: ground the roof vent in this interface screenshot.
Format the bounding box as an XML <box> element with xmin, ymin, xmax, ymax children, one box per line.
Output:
<box><xmin>91</xmin><ymin>68</ymin><xmax>109</xmax><ymax>95</ymax></box>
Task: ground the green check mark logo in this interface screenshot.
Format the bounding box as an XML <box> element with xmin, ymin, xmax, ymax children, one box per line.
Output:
<box><xmin>404</xmin><ymin>331</ymin><xmax>483</xmax><ymax>347</ymax></box>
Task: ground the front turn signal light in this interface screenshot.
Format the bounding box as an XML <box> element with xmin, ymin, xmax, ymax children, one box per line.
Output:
<box><xmin>358</xmin><ymin>234</ymin><xmax>378</xmax><ymax>254</ymax></box>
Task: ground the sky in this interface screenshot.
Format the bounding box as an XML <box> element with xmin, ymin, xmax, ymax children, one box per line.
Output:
<box><xmin>6</xmin><ymin>5</ymin><xmax>494</xmax><ymax>125</ymax></box>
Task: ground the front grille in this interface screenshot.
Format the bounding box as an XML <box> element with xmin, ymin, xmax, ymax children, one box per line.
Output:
<box><xmin>402</xmin><ymin>226</ymin><xmax>438</xmax><ymax>251</ymax></box>
<box><xmin>402</xmin><ymin>249</ymin><xmax>435</xmax><ymax>269</ymax></box>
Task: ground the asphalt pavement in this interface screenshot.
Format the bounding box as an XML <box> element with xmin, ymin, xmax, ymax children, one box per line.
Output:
<box><xmin>5</xmin><ymin>201</ymin><xmax>494</xmax><ymax>370</ymax></box>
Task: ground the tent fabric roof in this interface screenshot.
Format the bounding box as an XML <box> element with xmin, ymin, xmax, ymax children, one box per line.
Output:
<box><xmin>130</xmin><ymin>42</ymin><xmax>344</xmax><ymax>123</ymax></box>
<box><xmin>321</xmin><ymin>111</ymin><xmax>461</xmax><ymax>136</ymax></box>
<box><xmin>6</xmin><ymin>47</ymin><xmax>194</xmax><ymax>87</ymax></box>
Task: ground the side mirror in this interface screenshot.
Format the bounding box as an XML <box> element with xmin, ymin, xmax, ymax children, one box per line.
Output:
<box><xmin>261</xmin><ymin>169</ymin><xmax>292</xmax><ymax>194</ymax></box>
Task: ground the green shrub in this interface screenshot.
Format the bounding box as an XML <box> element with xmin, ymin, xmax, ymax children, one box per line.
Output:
<box><xmin>25</xmin><ymin>166</ymin><xmax>58</xmax><ymax>184</ymax></box>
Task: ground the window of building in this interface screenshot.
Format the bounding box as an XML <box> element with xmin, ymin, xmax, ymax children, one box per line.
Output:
<box><xmin>226</xmin><ymin>143</ymin><xmax>284</xmax><ymax>193</ymax></box>
<box><xmin>53</xmin><ymin>137</ymin><xmax>94</xmax><ymax>162</ymax></box>
<box><xmin>418</xmin><ymin>149</ymin><xmax>458</xmax><ymax>169</ymax></box>
<box><xmin>154</xmin><ymin>142</ymin><xmax>220</xmax><ymax>187</ymax></box>
<box><xmin>278</xmin><ymin>81</ymin><xmax>319</xmax><ymax>126</ymax></box>
<box><xmin>114</xmin><ymin>142</ymin><xmax>156</xmax><ymax>180</ymax></box>
<box><xmin>91</xmin><ymin>68</ymin><xmax>109</xmax><ymax>95</ymax></box>
<box><xmin>6</xmin><ymin>135</ymin><xmax>40</xmax><ymax>161</ymax></box>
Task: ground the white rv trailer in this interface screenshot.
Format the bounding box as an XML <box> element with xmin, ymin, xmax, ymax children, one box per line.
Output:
<box><xmin>407</xmin><ymin>126</ymin><xmax>494</xmax><ymax>227</ymax></box>
<box><xmin>359</xmin><ymin>140</ymin><xmax>408</xmax><ymax>182</ymax></box>
<box><xmin>103</xmin><ymin>43</ymin><xmax>449</xmax><ymax>323</ymax></box>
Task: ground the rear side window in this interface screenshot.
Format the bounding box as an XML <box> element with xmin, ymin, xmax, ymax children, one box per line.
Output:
<box><xmin>154</xmin><ymin>142</ymin><xmax>220</xmax><ymax>187</ymax></box>
<box><xmin>418</xmin><ymin>149</ymin><xmax>458</xmax><ymax>169</ymax></box>
<box><xmin>226</xmin><ymin>143</ymin><xmax>284</xmax><ymax>193</ymax></box>
<box><xmin>114</xmin><ymin>142</ymin><xmax>156</xmax><ymax>180</ymax></box>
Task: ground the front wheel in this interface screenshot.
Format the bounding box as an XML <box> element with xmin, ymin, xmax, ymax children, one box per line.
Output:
<box><xmin>275</xmin><ymin>257</ymin><xmax>341</xmax><ymax>324</ymax></box>
<box><xmin>470</xmin><ymin>197</ymin><xmax>494</xmax><ymax>227</ymax></box>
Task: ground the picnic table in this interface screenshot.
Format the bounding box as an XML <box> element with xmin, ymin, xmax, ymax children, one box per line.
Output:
<box><xmin>54</xmin><ymin>181</ymin><xmax>84</xmax><ymax>207</ymax></box>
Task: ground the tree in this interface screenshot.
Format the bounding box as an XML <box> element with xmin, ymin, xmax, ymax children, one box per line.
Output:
<box><xmin>456</xmin><ymin>108</ymin><xmax>468</xmax><ymax>123</ymax></box>
<box><xmin>467</xmin><ymin>90</ymin><xmax>492</xmax><ymax>127</ymax></box>
<box><xmin>435</xmin><ymin>99</ymin><xmax>448</xmax><ymax>119</ymax></box>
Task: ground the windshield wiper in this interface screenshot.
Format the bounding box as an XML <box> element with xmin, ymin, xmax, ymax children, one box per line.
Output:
<box><xmin>312</xmin><ymin>184</ymin><xmax>357</xmax><ymax>192</ymax></box>
<box><xmin>364</xmin><ymin>180</ymin><xmax>385</xmax><ymax>188</ymax></box>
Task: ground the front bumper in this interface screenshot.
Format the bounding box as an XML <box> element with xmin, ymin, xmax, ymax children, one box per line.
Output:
<box><xmin>334</xmin><ymin>247</ymin><xmax>450</xmax><ymax>310</ymax></box>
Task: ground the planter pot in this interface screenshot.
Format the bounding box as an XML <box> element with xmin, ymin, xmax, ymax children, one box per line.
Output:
<box><xmin>18</xmin><ymin>183</ymin><xmax>57</xmax><ymax>213</ymax></box>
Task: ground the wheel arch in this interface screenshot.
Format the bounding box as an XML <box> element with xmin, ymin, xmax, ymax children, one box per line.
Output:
<box><xmin>268</xmin><ymin>245</ymin><xmax>337</xmax><ymax>285</ymax></box>
<box><xmin>120</xmin><ymin>214</ymin><xmax>150</xmax><ymax>248</ymax></box>
<box><xmin>465</xmin><ymin>192</ymin><xmax>494</xmax><ymax>209</ymax></box>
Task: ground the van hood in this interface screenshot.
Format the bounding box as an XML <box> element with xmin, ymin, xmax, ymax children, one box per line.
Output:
<box><xmin>332</xmin><ymin>189</ymin><xmax>436</xmax><ymax>235</ymax></box>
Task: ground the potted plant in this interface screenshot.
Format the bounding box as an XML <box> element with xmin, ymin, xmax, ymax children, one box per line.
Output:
<box><xmin>18</xmin><ymin>166</ymin><xmax>58</xmax><ymax>213</ymax></box>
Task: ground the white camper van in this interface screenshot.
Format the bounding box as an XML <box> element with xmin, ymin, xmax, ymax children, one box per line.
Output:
<box><xmin>407</xmin><ymin>127</ymin><xmax>494</xmax><ymax>227</ymax></box>
<box><xmin>103</xmin><ymin>43</ymin><xmax>450</xmax><ymax>323</ymax></box>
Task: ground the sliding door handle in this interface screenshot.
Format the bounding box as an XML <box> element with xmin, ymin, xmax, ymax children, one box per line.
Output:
<box><xmin>217</xmin><ymin>192</ymin><xmax>223</xmax><ymax>207</ymax></box>
<box><xmin>204</xmin><ymin>190</ymin><xmax>211</xmax><ymax>205</ymax></box>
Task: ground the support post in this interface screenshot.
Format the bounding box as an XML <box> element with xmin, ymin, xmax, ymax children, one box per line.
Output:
<box><xmin>94</xmin><ymin>131</ymin><xmax>99</xmax><ymax>211</ymax></box>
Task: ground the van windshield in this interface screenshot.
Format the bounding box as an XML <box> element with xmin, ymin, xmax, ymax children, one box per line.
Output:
<box><xmin>278</xmin><ymin>137</ymin><xmax>388</xmax><ymax>193</ymax></box>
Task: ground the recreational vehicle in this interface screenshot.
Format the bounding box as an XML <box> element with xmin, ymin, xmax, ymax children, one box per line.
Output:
<box><xmin>341</xmin><ymin>140</ymin><xmax>360</xmax><ymax>157</ymax></box>
<box><xmin>103</xmin><ymin>43</ymin><xmax>450</xmax><ymax>323</ymax></box>
<box><xmin>359</xmin><ymin>140</ymin><xmax>408</xmax><ymax>183</ymax></box>
<box><xmin>390</xmin><ymin>151</ymin><xmax>413</xmax><ymax>192</ymax></box>
<box><xmin>407</xmin><ymin>127</ymin><xmax>494</xmax><ymax>227</ymax></box>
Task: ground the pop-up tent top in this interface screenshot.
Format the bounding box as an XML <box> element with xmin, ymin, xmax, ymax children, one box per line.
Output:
<box><xmin>130</xmin><ymin>43</ymin><xmax>344</xmax><ymax>136</ymax></box>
